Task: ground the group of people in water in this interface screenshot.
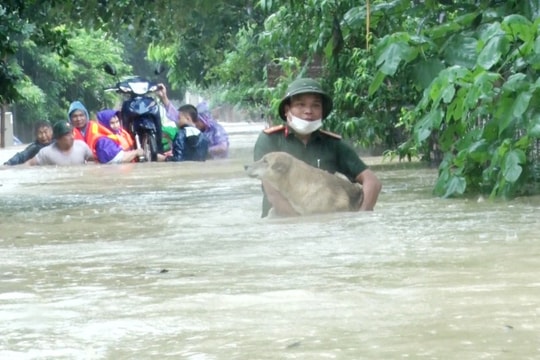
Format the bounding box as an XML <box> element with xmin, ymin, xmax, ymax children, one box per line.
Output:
<box><xmin>2</xmin><ymin>84</ymin><xmax>230</xmax><ymax>167</ymax></box>
<box><xmin>3</xmin><ymin>77</ymin><xmax>381</xmax><ymax>217</ymax></box>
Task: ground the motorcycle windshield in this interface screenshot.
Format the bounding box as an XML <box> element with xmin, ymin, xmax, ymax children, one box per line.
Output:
<box><xmin>128</xmin><ymin>81</ymin><xmax>150</xmax><ymax>95</ymax></box>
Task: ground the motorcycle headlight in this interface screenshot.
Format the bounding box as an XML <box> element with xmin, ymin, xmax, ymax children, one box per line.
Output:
<box><xmin>129</xmin><ymin>82</ymin><xmax>149</xmax><ymax>95</ymax></box>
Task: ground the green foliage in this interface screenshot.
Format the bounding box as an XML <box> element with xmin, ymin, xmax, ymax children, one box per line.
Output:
<box><xmin>1</xmin><ymin>0</ymin><xmax>243</xmax><ymax>105</ymax></box>
<box><xmin>15</xmin><ymin>28</ymin><xmax>130</xmax><ymax>126</ymax></box>
<box><xmin>196</xmin><ymin>0</ymin><xmax>422</xmax><ymax>153</ymax></box>
<box><xmin>324</xmin><ymin>48</ymin><xmax>419</xmax><ymax>150</ymax></box>
<box><xmin>371</xmin><ymin>2</ymin><xmax>540</xmax><ymax>198</ymax></box>
<box><xmin>147</xmin><ymin>1</ymin><xmax>258</xmax><ymax>89</ymax></box>
<box><xmin>0</xmin><ymin>5</ymin><xmax>33</xmax><ymax>104</ymax></box>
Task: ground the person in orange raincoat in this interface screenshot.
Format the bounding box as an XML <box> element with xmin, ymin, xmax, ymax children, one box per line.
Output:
<box><xmin>94</xmin><ymin>109</ymin><xmax>143</xmax><ymax>164</ymax></box>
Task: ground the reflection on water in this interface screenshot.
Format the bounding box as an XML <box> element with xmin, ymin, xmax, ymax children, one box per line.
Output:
<box><xmin>1</xmin><ymin>122</ymin><xmax>540</xmax><ymax>359</ymax></box>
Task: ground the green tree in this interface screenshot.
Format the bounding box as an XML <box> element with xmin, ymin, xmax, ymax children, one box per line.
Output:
<box><xmin>13</xmin><ymin>28</ymin><xmax>130</xmax><ymax>140</ymax></box>
<box><xmin>1</xmin><ymin>1</ymin><xmax>257</xmax><ymax>141</ymax></box>
<box><xmin>369</xmin><ymin>0</ymin><xmax>540</xmax><ymax>198</ymax></box>
<box><xmin>200</xmin><ymin>0</ymin><xmax>421</xmax><ymax>151</ymax></box>
<box><xmin>147</xmin><ymin>1</ymin><xmax>260</xmax><ymax>90</ymax></box>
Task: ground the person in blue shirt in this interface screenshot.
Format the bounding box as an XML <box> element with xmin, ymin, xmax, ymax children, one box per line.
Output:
<box><xmin>165</xmin><ymin>104</ymin><xmax>209</xmax><ymax>162</ymax></box>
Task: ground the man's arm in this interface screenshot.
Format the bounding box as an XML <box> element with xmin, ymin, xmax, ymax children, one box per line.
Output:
<box><xmin>121</xmin><ymin>148</ymin><xmax>144</xmax><ymax>163</ymax></box>
<box><xmin>355</xmin><ymin>169</ymin><xmax>382</xmax><ymax>210</ymax></box>
<box><xmin>5</xmin><ymin>142</ymin><xmax>41</xmax><ymax>165</ymax></box>
<box><xmin>83</xmin><ymin>142</ymin><xmax>95</xmax><ymax>162</ymax></box>
<box><xmin>156</xmin><ymin>84</ymin><xmax>178</xmax><ymax>123</ymax></box>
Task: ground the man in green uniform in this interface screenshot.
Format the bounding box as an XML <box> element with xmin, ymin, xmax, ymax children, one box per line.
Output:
<box><xmin>253</xmin><ymin>78</ymin><xmax>382</xmax><ymax>217</ymax></box>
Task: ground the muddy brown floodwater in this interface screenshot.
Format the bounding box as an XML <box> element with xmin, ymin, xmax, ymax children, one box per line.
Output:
<box><xmin>1</xmin><ymin>122</ymin><xmax>539</xmax><ymax>359</ymax></box>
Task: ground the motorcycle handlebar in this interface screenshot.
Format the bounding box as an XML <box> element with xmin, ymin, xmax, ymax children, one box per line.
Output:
<box><xmin>103</xmin><ymin>82</ymin><xmax>160</xmax><ymax>95</ymax></box>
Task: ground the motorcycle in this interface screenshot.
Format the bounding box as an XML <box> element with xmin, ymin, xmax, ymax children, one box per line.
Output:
<box><xmin>103</xmin><ymin>64</ymin><xmax>164</xmax><ymax>162</ymax></box>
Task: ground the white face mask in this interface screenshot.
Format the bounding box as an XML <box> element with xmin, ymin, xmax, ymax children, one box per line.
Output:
<box><xmin>288</xmin><ymin>113</ymin><xmax>322</xmax><ymax>135</ymax></box>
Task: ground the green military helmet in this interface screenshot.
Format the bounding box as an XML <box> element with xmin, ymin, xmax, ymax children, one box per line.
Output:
<box><xmin>278</xmin><ymin>78</ymin><xmax>333</xmax><ymax>121</ymax></box>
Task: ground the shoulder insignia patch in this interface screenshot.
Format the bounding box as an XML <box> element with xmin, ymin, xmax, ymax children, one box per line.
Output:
<box><xmin>263</xmin><ymin>124</ymin><xmax>286</xmax><ymax>134</ymax></box>
<box><xmin>319</xmin><ymin>129</ymin><xmax>342</xmax><ymax>139</ymax></box>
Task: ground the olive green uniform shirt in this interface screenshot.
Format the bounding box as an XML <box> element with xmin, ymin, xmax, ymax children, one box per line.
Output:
<box><xmin>253</xmin><ymin>125</ymin><xmax>368</xmax><ymax>217</ymax></box>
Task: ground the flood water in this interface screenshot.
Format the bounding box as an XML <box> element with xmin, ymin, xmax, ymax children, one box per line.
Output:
<box><xmin>1</xmin><ymin>122</ymin><xmax>539</xmax><ymax>360</ymax></box>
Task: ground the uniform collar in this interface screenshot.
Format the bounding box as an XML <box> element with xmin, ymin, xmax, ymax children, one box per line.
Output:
<box><xmin>285</xmin><ymin>125</ymin><xmax>322</xmax><ymax>139</ymax></box>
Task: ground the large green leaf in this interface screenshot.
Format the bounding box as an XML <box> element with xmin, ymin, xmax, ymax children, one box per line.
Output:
<box><xmin>439</xmin><ymin>65</ymin><xmax>470</xmax><ymax>83</ymax></box>
<box><xmin>477</xmin><ymin>23</ymin><xmax>510</xmax><ymax>70</ymax></box>
<box><xmin>470</xmin><ymin>71</ymin><xmax>499</xmax><ymax>104</ymax></box>
<box><xmin>477</xmin><ymin>34</ymin><xmax>509</xmax><ymax>70</ymax></box>
<box><xmin>434</xmin><ymin>165</ymin><xmax>451</xmax><ymax>196</ymax></box>
<box><xmin>446</xmin><ymin>88</ymin><xmax>465</xmax><ymax>121</ymax></box>
<box><xmin>443</xmin><ymin>175</ymin><xmax>467</xmax><ymax>198</ymax></box>
<box><xmin>467</xmin><ymin>139</ymin><xmax>490</xmax><ymax>163</ymax></box>
<box><xmin>501</xmin><ymin>14</ymin><xmax>533</xmax><ymax>42</ymax></box>
<box><xmin>427</xmin><ymin>66</ymin><xmax>469</xmax><ymax>108</ymax></box>
<box><xmin>511</xmin><ymin>91</ymin><xmax>533</xmax><ymax>118</ymax></box>
<box><xmin>528</xmin><ymin>113</ymin><xmax>540</xmax><ymax>138</ymax></box>
<box><xmin>502</xmin><ymin>73</ymin><xmax>528</xmax><ymax>92</ymax></box>
<box><xmin>441</xmin><ymin>84</ymin><xmax>456</xmax><ymax>104</ymax></box>
<box><xmin>414</xmin><ymin>114</ymin><xmax>433</xmax><ymax>144</ymax></box>
<box><xmin>502</xmin><ymin>149</ymin><xmax>525</xmax><ymax>182</ymax></box>
<box><xmin>414</xmin><ymin>109</ymin><xmax>443</xmax><ymax>143</ymax></box>
<box><xmin>482</xmin><ymin>120</ymin><xmax>499</xmax><ymax>142</ymax></box>
<box><xmin>427</xmin><ymin>21</ymin><xmax>462</xmax><ymax>40</ymax></box>
<box><xmin>376</xmin><ymin>41</ymin><xmax>415</xmax><ymax>76</ymax></box>
<box><xmin>494</xmin><ymin>96</ymin><xmax>515</xmax><ymax>135</ymax></box>
<box><xmin>342</xmin><ymin>6</ymin><xmax>364</xmax><ymax>29</ymax></box>
<box><xmin>443</xmin><ymin>35</ymin><xmax>478</xmax><ymax>69</ymax></box>
<box><xmin>368</xmin><ymin>70</ymin><xmax>386</xmax><ymax>96</ymax></box>
<box><xmin>411</xmin><ymin>58</ymin><xmax>445</xmax><ymax>90</ymax></box>
<box><xmin>343</xmin><ymin>1</ymin><xmax>408</xmax><ymax>30</ymax></box>
<box><xmin>439</xmin><ymin>123</ymin><xmax>461</xmax><ymax>151</ymax></box>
